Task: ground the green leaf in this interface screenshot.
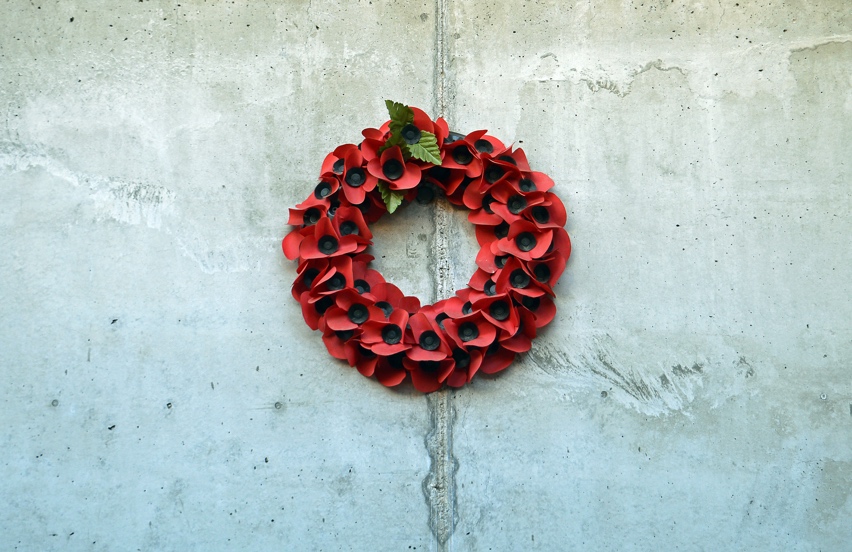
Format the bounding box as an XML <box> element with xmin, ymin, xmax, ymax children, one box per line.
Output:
<box><xmin>377</xmin><ymin>132</ymin><xmax>404</xmax><ymax>156</ymax></box>
<box><xmin>385</xmin><ymin>100</ymin><xmax>414</xmax><ymax>126</ymax></box>
<box><xmin>405</xmin><ymin>130</ymin><xmax>442</xmax><ymax>166</ymax></box>
<box><xmin>377</xmin><ymin>180</ymin><xmax>405</xmax><ymax>214</ymax></box>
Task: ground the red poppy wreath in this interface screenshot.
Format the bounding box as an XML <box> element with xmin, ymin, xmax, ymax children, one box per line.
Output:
<box><xmin>282</xmin><ymin>101</ymin><xmax>571</xmax><ymax>392</ymax></box>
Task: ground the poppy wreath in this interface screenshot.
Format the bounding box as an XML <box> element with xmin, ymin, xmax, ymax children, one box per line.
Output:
<box><xmin>282</xmin><ymin>101</ymin><xmax>571</xmax><ymax>392</ymax></box>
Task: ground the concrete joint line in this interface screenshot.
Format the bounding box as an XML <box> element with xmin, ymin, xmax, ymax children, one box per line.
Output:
<box><xmin>423</xmin><ymin>0</ymin><xmax>458</xmax><ymax>549</ymax></box>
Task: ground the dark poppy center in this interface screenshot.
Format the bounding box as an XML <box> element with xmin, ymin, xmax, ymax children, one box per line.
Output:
<box><xmin>420</xmin><ymin>360</ymin><xmax>441</xmax><ymax>373</ymax></box>
<box><xmin>339</xmin><ymin>221</ymin><xmax>358</xmax><ymax>236</ymax></box>
<box><xmin>458</xmin><ymin>322</ymin><xmax>479</xmax><ymax>342</ymax></box>
<box><xmin>516</xmin><ymin>232</ymin><xmax>537</xmax><ymax>252</ymax></box>
<box><xmin>416</xmin><ymin>185</ymin><xmax>435</xmax><ymax>204</ymax></box>
<box><xmin>494</xmin><ymin>222</ymin><xmax>509</xmax><ymax>239</ymax></box>
<box><xmin>435</xmin><ymin>312</ymin><xmax>449</xmax><ymax>330</ymax></box>
<box><xmin>452</xmin><ymin>349</ymin><xmax>471</xmax><ymax>369</ymax></box>
<box><xmin>332</xmin><ymin>158</ymin><xmax>345</xmax><ymax>175</ymax></box>
<box><xmin>531</xmin><ymin>206</ymin><xmax>550</xmax><ymax>224</ymax></box>
<box><xmin>522</xmin><ymin>296</ymin><xmax>541</xmax><ymax>311</ymax></box>
<box><xmin>484</xmin><ymin>280</ymin><xmax>496</xmax><ymax>296</ymax></box>
<box><xmin>318</xmin><ymin>235</ymin><xmax>339</xmax><ymax>255</ymax></box>
<box><xmin>383</xmin><ymin>158</ymin><xmax>404</xmax><ymax>181</ymax></box>
<box><xmin>335</xmin><ymin>329</ymin><xmax>354</xmax><ymax>342</ymax></box>
<box><xmin>533</xmin><ymin>264</ymin><xmax>551</xmax><ymax>282</ymax></box>
<box><xmin>345</xmin><ymin>168</ymin><xmax>366</xmax><ymax>187</ymax></box>
<box><xmin>375</xmin><ymin>301</ymin><xmax>393</xmax><ymax>319</ymax></box>
<box><xmin>489</xmin><ymin>300</ymin><xmax>510</xmax><ymax>321</ymax></box>
<box><xmin>401</xmin><ymin>124</ymin><xmax>421</xmax><ymax>144</ymax></box>
<box><xmin>326</xmin><ymin>273</ymin><xmax>346</xmax><ymax>291</ymax></box>
<box><xmin>419</xmin><ymin>330</ymin><xmax>440</xmax><ymax>351</ymax></box>
<box><xmin>347</xmin><ymin>304</ymin><xmax>369</xmax><ymax>324</ymax></box>
<box><xmin>452</xmin><ymin>146</ymin><xmax>473</xmax><ymax>165</ymax></box>
<box><xmin>482</xmin><ymin>195</ymin><xmax>496</xmax><ymax>214</ymax></box>
<box><xmin>303</xmin><ymin>207</ymin><xmax>321</xmax><ymax>225</ymax></box>
<box><xmin>474</xmin><ymin>139</ymin><xmax>493</xmax><ymax>153</ymax></box>
<box><xmin>314</xmin><ymin>296</ymin><xmax>334</xmax><ymax>315</ymax></box>
<box><xmin>314</xmin><ymin>181</ymin><xmax>333</xmax><ymax>199</ymax></box>
<box><xmin>302</xmin><ymin>268</ymin><xmax>320</xmax><ymax>289</ymax></box>
<box><xmin>510</xmin><ymin>269</ymin><xmax>530</xmax><ymax>289</ymax></box>
<box><xmin>354</xmin><ymin>279</ymin><xmax>370</xmax><ymax>294</ymax></box>
<box><xmin>484</xmin><ymin>165</ymin><xmax>505</xmax><ymax>184</ymax></box>
<box><xmin>495</xmin><ymin>255</ymin><xmax>508</xmax><ymax>268</ymax></box>
<box><xmin>382</xmin><ymin>324</ymin><xmax>402</xmax><ymax>345</ymax></box>
<box><xmin>519</xmin><ymin>178</ymin><xmax>536</xmax><ymax>192</ymax></box>
<box><xmin>462</xmin><ymin>301</ymin><xmax>473</xmax><ymax>315</ymax></box>
<box><xmin>508</xmin><ymin>195</ymin><xmax>527</xmax><ymax>214</ymax></box>
<box><xmin>429</xmin><ymin>166</ymin><xmax>451</xmax><ymax>182</ymax></box>
<box><xmin>498</xmin><ymin>154</ymin><xmax>517</xmax><ymax>165</ymax></box>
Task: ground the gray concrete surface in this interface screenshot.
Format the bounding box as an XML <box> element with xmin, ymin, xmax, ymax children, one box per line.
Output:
<box><xmin>1</xmin><ymin>1</ymin><xmax>850</xmax><ymax>550</ymax></box>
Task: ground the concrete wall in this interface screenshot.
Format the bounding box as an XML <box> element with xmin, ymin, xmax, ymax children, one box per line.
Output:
<box><xmin>1</xmin><ymin>1</ymin><xmax>849</xmax><ymax>550</ymax></box>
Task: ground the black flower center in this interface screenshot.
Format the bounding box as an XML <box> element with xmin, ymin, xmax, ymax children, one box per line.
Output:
<box><xmin>420</xmin><ymin>360</ymin><xmax>441</xmax><ymax>373</ymax></box>
<box><xmin>458</xmin><ymin>322</ymin><xmax>479</xmax><ymax>342</ymax></box>
<box><xmin>482</xmin><ymin>195</ymin><xmax>496</xmax><ymax>214</ymax></box>
<box><xmin>401</xmin><ymin>124</ymin><xmax>422</xmax><ymax>145</ymax></box>
<box><xmin>314</xmin><ymin>181</ymin><xmax>333</xmax><ymax>199</ymax></box>
<box><xmin>484</xmin><ymin>280</ymin><xmax>496</xmax><ymax>296</ymax></box>
<box><xmin>510</xmin><ymin>269</ymin><xmax>530</xmax><ymax>289</ymax></box>
<box><xmin>522</xmin><ymin>296</ymin><xmax>541</xmax><ymax>311</ymax></box>
<box><xmin>314</xmin><ymin>296</ymin><xmax>334</xmax><ymax>315</ymax></box>
<box><xmin>302</xmin><ymin>268</ymin><xmax>320</xmax><ymax>289</ymax></box>
<box><xmin>435</xmin><ymin>312</ymin><xmax>449</xmax><ymax>330</ymax></box>
<box><xmin>484</xmin><ymin>165</ymin><xmax>505</xmax><ymax>184</ymax></box>
<box><xmin>531</xmin><ymin>206</ymin><xmax>550</xmax><ymax>224</ymax></box>
<box><xmin>345</xmin><ymin>168</ymin><xmax>366</xmax><ymax>187</ymax></box>
<box><xmin>383</xmin><ymin>158</ymin><xmax>404</xmax><ymax>181</ymax></box>
<box><xmin>494</xmin><ymin>222</ymin><xmax>509</xmax><ymax>239</ymax></box>
<box><xmin>419</xmin><ymin>330</ymin><xmax>440</xmax><ymax>351</ymax></box>
<box><xmin>489</xmin><ymin>300</ymin><xmax>510</xmax><ymax>321</ymax></box>
<box><xmin>416</xmin><ymin>185</ymin><xmax>435</xmax><ymax>204</ymax></box>
<box><xmin>429</xmin><ymin>166</ymin><xmax>451</xmax><ymax>182</ymax></box>
<box><xmin>347</xmin><ymin>304</ymin><xmax>369</xmax><ymax>324</ymax></box>
<box><xmin>335</xmin><ymin>329</ymin><xmax>354</xmax><ymax>342</ymax></box>
<box><xmin>495</xmin><ymin>255</ymin><xmax>508</xmax><ymax>268</ymax></box>
<box><xmin>354</xmin><ymin>279</ymin><xmax>370</xmax><ymax>294</ymax></box>
<box><xmin>376</xmin><ymin>301</ymin><xmax>393</xmax><ymax>319</ymax></box>
<box><xmin>318</xmin><ymin>235</ymin><xmax>339</xmax><ymax>255</ymax></box>
<box><xmin>519</xmin><ymin>178</ymin><xmax>536</xmax><ymax>192</ymax></box>
<box><xmin>303</xmin><ymin>207</ymin><xmax>321</xmax><ymax>226</ymax></box>
<box><xmin>382</xmin><ymin>324</ymin><xmax>402</xmax><ymax>345</ymax></box>
<box><xmin>508</xmin><ymin>195</ymin><xmax>527</xmax><ymax>215</ymax></box>
<box><xmin>474</xmin><ymin>139</ymin><xmax>493</xmax><ymax>154</ymax></box>
<box><xmin>533</xmin><ymin>264</ymin><xmax>551</xmax><ymax>283</ymax></box>
<box><xmin>516</xmin><ymin>232</ymin><xmax>536</xmax><ymax>252</ymax></box>
<box><xmin>452</xmin><ymin>146</ymin><xmax>473</xmax><ymax>165</ymax></box>
<box><xmin>339</xmin><ymin>221</ymin><xmax>358</xmax><ymax>236</ymax></box>
<box><xmin>498</xmin><ymin>154</ymin><xmax>516</xmax><ymax>165</ymax></box>
<box><xmin>326</xmin><ymin>273</ymin><xmax>346</xmax><ymax>291</ymax></box>
<box><xmin>462</xmin><ymin>301</ymin><xmax>473</xmax><ymax>315</ymax></box>
<box><xmin>452</xmin><ymin>349</ymin><xmax>471</xmax><ymax>369</ymax></box>
<box><xmin>332</xmin><ymin>158</ymin><xmax>345</xmax><ymax>175</ymax></box>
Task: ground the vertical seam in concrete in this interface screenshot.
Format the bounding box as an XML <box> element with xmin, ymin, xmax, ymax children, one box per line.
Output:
<box><xmin>424</xmin><ymin>0</ymin><xmax>457</xmax><ymax>550</ymax></box>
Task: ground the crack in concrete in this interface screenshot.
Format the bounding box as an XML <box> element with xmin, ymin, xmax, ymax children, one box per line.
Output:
<box><xmin>422</xmin><ymin>0</ymin><xmax>458</xmax><ymax>549</ymax></box>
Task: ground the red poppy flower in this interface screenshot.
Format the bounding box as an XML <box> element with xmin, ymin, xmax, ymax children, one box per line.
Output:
<box><xmin>297</xmin><ymin>177</ymin><xmax>342</xmax><ymax>210</ymax></box>
<box><xmin>320</xmin><ymin>144</ymin><xmax>359</xmax><ymax>177</ymax></box>
<box><xmin>443</xmin><ymin>312</ymin><xmax>497</xmax><ymax>350</ymax></box>
<box><xmin>443</xmin><ymin>348</ymin><xmax>483</xmax><ymax>388</ymax></box>
<box><xmin>365</xmin><ymin>282</ymin><xmax>421</xmax><ymax>316</ymax></box>
<box><xmin>522</xmin><ymin>192</ymin><xmax>567</xmax><ymax>230</ymax></box>
<box><xmin>373</xmin><ymin>352</ymin><xmax>408</xmax><ymax>387</ymax></box>
<box><xmin>527</xmin><ymin>255</ymin><xmax>566</xmax><ymax>290</ymax></box>
<box><xmin>345</xmin><ymin>344</ymin><xmax>379</xmax><ymax>378</ymax></box>
<box><xmin>471</xmin><ymin>293</ymin><xmax>520</xmax><ymax>334</ymax></box>
<box><xmin>298</xmin><ymin>289</ymin><xmax>336</xmax><ymax>331</ymax></box>
<box><xmin>495</xmin><ymin>220</ymin><xmax>553</xmax><ymax>261</ymax></box>
<box><xmin>320</xmin><ymin>322</ymin><xmax>362</xmax><ymax>360</ymax></box>
<box><xmin>360</xmin><ymin>308</ymin><xmax>411</xmax><ymax>356</ymax></box>
<box><xmin>544</xmin><ymin>227</ymin><xmax>572</xmax><ymax>264</ymax></box>
<box><xmin>366</xmin><ymin>145</ymin><xmax>422</xmax><ymax>191</ymax></box>
<box><xmin>517</xmin><ymin>170</ymin><xmax>555</xmax><ymax>193</ymax></box>
<box><xmin>297</xmin><ymin>216</ymin><xmax>361</xmax><ymax>260</ymax></box>
<box><xmin>340</xmin><ymin>149</ymin><xmax>378</xmax><ymax>204</ymax></box>
<box><xmin>494</xmin><ymin>256</ymin><xmax>547</xmax><ymax>298</ymax></box>
<box><xmin>309</xmin><ymin>256</ymin><xmax>355</xmax><ymax>296</ymax></box>
<box><xmin>291</xmin><ymin>258</ymin><xmax>330</xmax><ymax>300</ymax></box>
<box><xmin>479</xmin><ymin>342</ymin><xmax>516</xmax><ymax>375</ymax></box>
<box><xmin>403</xmin><ymin>356</ymin><xmax>454</xmax><ymax>393</ymax></box>
<box><xmin>324</xmin><ymin>289</ymin><xmax>385</xmax><ymax>332</ymax></box>
<box><xmin>441</xmin><ymin>138</ymin><xmax>483</xmax><ymax>178</ymax></box>
<box><xmin>406</xmin><ymin>312</ymin><xmax>452</xmax><ymax>361</ymax></box>
<box><xmin>514</xmin><ymin>293</ymin><xmax>557</xmax><ymax>328</ymax></box>
<box><xmin>288</xmin><ymin>202</ymin><xmax>328</xmax><ymax>228</ymax></box>
<box><xmin>350</xmin><ymin>256</ymin><xmax>386</xmax><ymax>296</ymax></box>
<box><xmin>474</xmin><ymin>246</ymin><xmax>510</xmax><ymax>274</ymax></box>
<box><xmin>497</xmin><ymin>308</ymin><xmax>538</xmax><ymax>353</ymax></box>
<box><xmin>329</xmin><ymin>205</ymin><xmax>373</xmax><ymax>252</ymax></box>
<box><xmin>424</xmin><ymin>165</ymin><xmax>467</xmax><ymax>198</ymax></box>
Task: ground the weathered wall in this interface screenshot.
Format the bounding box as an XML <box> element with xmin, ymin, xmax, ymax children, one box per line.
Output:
<box><xmin>1</xmin><ymin>1</ymin><xmax>849</xmax><ymax>550</ymax></box>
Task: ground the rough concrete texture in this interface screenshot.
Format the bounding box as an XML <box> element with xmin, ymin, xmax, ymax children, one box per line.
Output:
<box><xmin>1</xmin><ymin>1</ymin><xmax>849</xmax><ymax>550</ymax></box>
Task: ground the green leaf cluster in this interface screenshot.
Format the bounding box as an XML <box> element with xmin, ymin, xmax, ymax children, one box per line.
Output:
<box><xmin>375</xmin><ymin>100</ymin><xmax>443</xmax><ymax>213</ymax></box>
